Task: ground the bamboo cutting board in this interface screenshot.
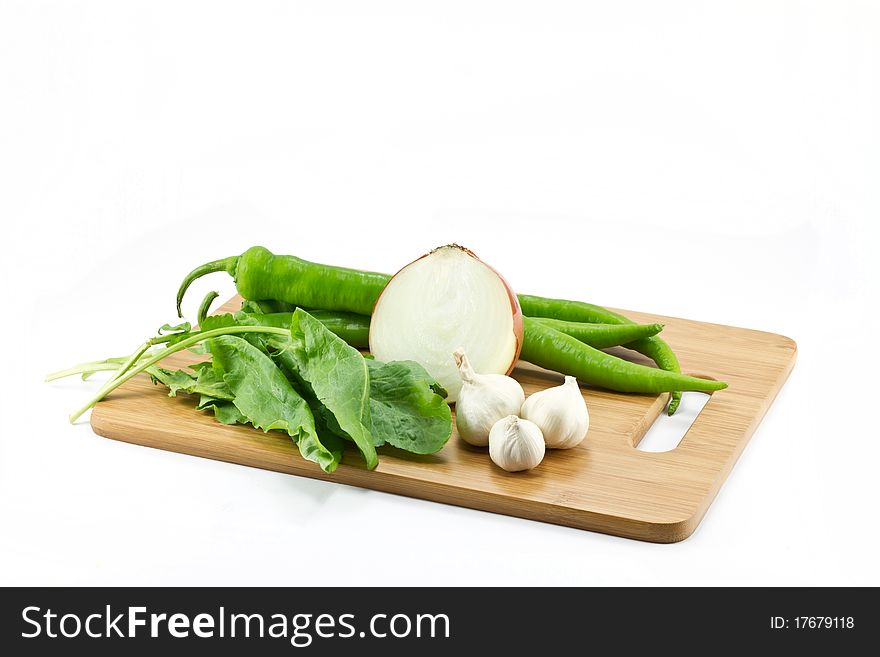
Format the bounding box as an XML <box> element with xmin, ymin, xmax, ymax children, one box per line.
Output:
<box><xmin>90</xmin><ymin>297</ymin><xmax>796</xmax><ymax>543</ymax></box>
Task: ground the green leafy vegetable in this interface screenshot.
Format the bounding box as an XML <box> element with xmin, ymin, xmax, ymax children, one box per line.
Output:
<box><xmin>147</xmin><ymin>366</ymin><xmax>199</xmax><ymax>397</ymax></box>
<box><xmin>187</xmin><ymin>361</ymin><xmax>232</xmax><ymax>397</ymax></box>
<box><xmin>55</xmin><ymin>305</ymin><xmax>454</xmax><ymax>473</ymax></box>
<box><xmin>197</xmin><ymin>397</ymin><xmax>248</xmax><ymax>425</ymax></box>
<box><xmin>198</xmin><ymin>313</ymin><xmax>239</xmax><ymax>331</ymax></box>
<box><xmin>366</xmin><ymin>359</ymin><xmax>452</xmax><ymax>454</ymax></box>
<box><xmin>283</xmin><ymin>309</ymin><xmax>377</xmax><ymax>469</ymax></box>
<box><xmin>158</xmin><ymin>321</ymin><xmax>192</xmax><ymax>334</ymax></box>
<box><xmin>146</xmin><ymin>362</ymin><xmax>233</xmax><ymax>400</ymax></box>
<box><xmin>208</xmin><ymin>334</ymin><xmax>342</xmax><ymax>472</ymax></box>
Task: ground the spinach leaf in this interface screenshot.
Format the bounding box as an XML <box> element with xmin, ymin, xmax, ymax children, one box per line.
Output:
<box><xmin>147</xmin><ymin>366</ymin><xmax>197</xmax><ymax>396</ymax></box>
<box><xmin>208</xmin><ymin>334</ymin><xmax>342</xmax><ymax>473</ymax></box>
<box><xmin>154</xmin><ymin>321</ymin><xmax>198</xmax><ymax>349</ymax></box>
<box><xmin>147</xmin><ymin>362</ymin><xmax>233</xmax><ymax>400</ymax></box>
<box><xmin>366</xmin><ymin>359</ymin><xmax>452</xmax><ymax>454</ymax></box>
<box><xmin>263</xmin><ymin>336</ymin><xmax>355</xmax><ymax>448</ymax></box>
<box><xmin>187</xmin><ymin>362</ymin><xmax>234</xmax><ymax>399</ymax></box>
<box><xmin>197</xmin><ymin>397</ymin><xmax>248</xmax><ymax>425</ymax></box>
<box><xmin>198</xmin><ymin>313</ymin><xmax>238</xmax><ymax>331</ymax></box>
<box><xmin>158</xmin><ymin>321</ymin><xmax>192</xmax><ymax>334</ymax></box>
<box><xmin>284</xmin><ymin>309</ymin><xmax>378</xmax><ymax>469</ymax></box>
<box><xmin>305</xmin><ymin>417</ymin><xmax>346</xmax><ymax>467</ymax></box>
<box><xmin>146</xmin><ymin>361</ymin><xmax>246</xmax><ymax>426</ymax></box>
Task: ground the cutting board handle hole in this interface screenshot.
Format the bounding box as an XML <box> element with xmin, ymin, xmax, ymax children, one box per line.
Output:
<box><xmin>635</xmin><ymin>392</ymin><xmax>711</xmax><ymax>453</ymax></box>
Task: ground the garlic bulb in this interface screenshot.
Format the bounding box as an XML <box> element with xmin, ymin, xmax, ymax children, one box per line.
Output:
<box><xmin>489</xmin><ymin>415</ymin><xmax>545</xmax><ymax>472</ymax></box>
<box><xmin>520</xmin><ymin>376</ymin><xmax>589</xmax><ymax>449</ymax></box>
<box><xmin>453</xmin><ymin>348</ymin><xmax>525</xmax><ymax>446</ymax></box>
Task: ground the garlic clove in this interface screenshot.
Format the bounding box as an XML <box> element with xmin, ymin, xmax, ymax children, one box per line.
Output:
<box><xmin>520</xmin><ymin>376</ymin><xmax>589</xmax><ymax>449</ymax></box>
<box><xmin>488</xmin><ymin>415</ymin><xmax>545</xmax><ymax>472</ymax></box>
<box><xmin>453</xmin><ymin>348</ymin><xmax>525</xmax><ymax>446</ymax></box>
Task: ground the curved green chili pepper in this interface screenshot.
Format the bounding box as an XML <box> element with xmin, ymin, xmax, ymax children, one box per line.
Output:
<box><xmin>177</xmin><ymin>246</ymin><xmax>389</xmax><ymax>317</ymax></box>
<box><xmin>518</xmin><ymin>294</ymin><xmax>684</xmax><ymax>414</ymax></box>
<box><xmin>521</xmin><ymin>318</ymin><xmax>724</xmax><ymax>394</ymax></box>
<box><xmin>197</xmin><ymin>290</ymin><xmax>220</xmax><ymax>325</ymax></box>
<box><xmin>529</xmin><ymin>318</ymin><xmax>663</xmax><ymax>349</ymax></box>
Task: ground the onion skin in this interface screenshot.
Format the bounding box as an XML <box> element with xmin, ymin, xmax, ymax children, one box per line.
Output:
<box><xmin>369</xmin><ymin>244</ymin><xmax>523</xmax><ymax>386</ymax></box>
<box><xmin>485</xmin><ymin>258</ymin><xmax>523</xmax><ymax>376</ymax></box>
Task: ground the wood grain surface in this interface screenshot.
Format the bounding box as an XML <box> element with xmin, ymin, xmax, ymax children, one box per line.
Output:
<box><xmin>90</xmin><ymin>297</ymin><xmax>796</xmax><ymax>542</ymax></box>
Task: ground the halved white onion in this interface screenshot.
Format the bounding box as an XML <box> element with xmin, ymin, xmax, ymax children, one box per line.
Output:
<box><xmin>369</xmin><ymin>245</ymin><xmax>523</xmax><ymax>402</ymax></box>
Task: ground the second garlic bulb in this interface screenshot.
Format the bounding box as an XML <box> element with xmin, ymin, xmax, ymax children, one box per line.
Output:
<box><xmin>520</xmin><ymin>376</ymin><xmax>589</xmax><ymax>449</ymax></box>
<box><xmin>454</xmin><ymin>348</ymin><xmax>525</xmax><ymax>446</ymax></box>
<box><xmin>489</xmin><ymin>415</ymin><xmax>545</xmax><ymax>472</ymax></box>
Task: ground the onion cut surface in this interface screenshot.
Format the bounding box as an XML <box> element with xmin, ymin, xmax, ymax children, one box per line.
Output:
<box><xmin>369</xmin><ymin>245</ymin><xmax>523</xmax><ymax>402</ymax></box>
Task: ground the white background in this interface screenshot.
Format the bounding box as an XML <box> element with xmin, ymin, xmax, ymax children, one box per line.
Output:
<box><xmin>1</xmin><ymin>1</ymin><xmax>878</xmax><ymax>586</ymax></box>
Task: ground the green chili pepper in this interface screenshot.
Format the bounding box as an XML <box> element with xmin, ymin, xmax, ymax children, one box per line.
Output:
<box><xmin>177</xmin><ymin>246</ymin><xmax>389</xmax><ymax>317</ymax></box>
<box><xmin>521</xmin><ymin>318</ymin><xmax>725</xmax><ymax>394</ymax></box>
<box><xmin>196</xmin><ymin>290</ymin><xmax>220</xmax><ymax>325</ymax></box>
<box><xmin>518</xmin><ymin>294</ymin><xmax>684</xmax><ymax>414</ymax></box>
<box><xmin>529</xmin><ymin>318</ymin><xmax>663</xmax><ymax>349</ymax></box>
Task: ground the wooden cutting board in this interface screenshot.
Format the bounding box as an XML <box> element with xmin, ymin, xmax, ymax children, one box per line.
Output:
<box><xmin>90</xmin><ymin>297</ymin><xmax>796</xmax><ymax>543</ymax></box>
